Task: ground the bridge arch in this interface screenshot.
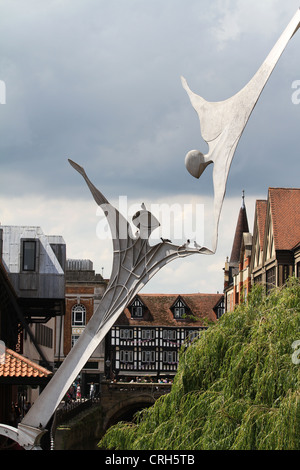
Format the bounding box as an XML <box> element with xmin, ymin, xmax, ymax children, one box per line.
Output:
<box><xmin>103</xmin><ymin>394</ymin><xmax>155</xmax><ymax>431</ymax></box>
<box><xmin>100</xmin><ymin>381</ymin><xmax>171</xmax><ymax>433</ymax></box>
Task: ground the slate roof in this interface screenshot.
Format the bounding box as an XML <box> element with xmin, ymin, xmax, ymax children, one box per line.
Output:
<box><xmin>114</xmin><ymin>293</ymin><xmax>223</xmax><ymax>327</ymax></box>
<box><xmin>0</xmin><ymin>347</ymin><xmax>52</xmax><ymax>379</ymax></box>
<box><xmin>269</xmin><ymin>188</ymin><xmax>300</xmax><ymax>251</ymax></box>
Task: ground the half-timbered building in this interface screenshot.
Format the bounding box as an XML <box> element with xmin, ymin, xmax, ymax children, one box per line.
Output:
<box><xmin>105</xmin><ymin>293</ymin><xmax>224</xmax><ymax>380</ymax></box>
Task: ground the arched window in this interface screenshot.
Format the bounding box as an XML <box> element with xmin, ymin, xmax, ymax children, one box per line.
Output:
<box><xmin>71</xmin><ymin>304</ymin><xmax>86</xmax><ymax>326</ymax></box>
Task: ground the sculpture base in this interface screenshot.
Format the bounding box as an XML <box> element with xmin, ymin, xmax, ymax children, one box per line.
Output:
<box><xmin>0</xmin><ymin>422</ymin><xmax>45</xmax><ymax>450</ymax></box>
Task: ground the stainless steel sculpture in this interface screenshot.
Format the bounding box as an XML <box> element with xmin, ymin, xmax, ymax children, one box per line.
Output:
<box><xmin>0</xmin><ymin>8</ymin><xmax>299</xmax><ymax>450</ymax></box>
<box><xmin>182</xmin><ymin>8</ymin><xmax>300</xmax><ymax>252</ymax></box>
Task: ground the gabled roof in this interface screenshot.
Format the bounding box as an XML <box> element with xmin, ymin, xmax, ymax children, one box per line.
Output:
<box><xmin>230</xmin><ymin>199</ymin><xmax>249</xmax><ymax>263</ymax></box>
<box><xmin>255</xmin><ymin>200</ymin><xmax>268</xmax><ymax>250</ymax></box>
<box><xmin>0</xmin><ymin>347</ymin><xmax>52</xmax><ymax>380</ymax></box>
<box><xmin>268</xmin><ymin>188</ymin><xmax>300</xmax><ymax>251</ymax></box>
<box><xmin>114</xmin><ymin>293</ymin><xmax>223</xmax><ymax>327</ymax></box>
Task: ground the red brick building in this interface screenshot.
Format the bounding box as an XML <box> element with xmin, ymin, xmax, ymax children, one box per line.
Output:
<box><xmin>224</xmin><ymin>193</ymin><xmax>250</xmax><ymax>311</ymax></box>
<box><xmin>55</xmin><ymin>259</ymin><xmax>107</xmax><ymax>397</ymax></box>
<box><xmin>251</xmin><ymin>188</ymin><xmax>300</xmax><ymax>290</ymax></box>
<box><xmin>224</xmin><ymin>188</ymin><xmax>300</xmax><ymax>311</ymax></box>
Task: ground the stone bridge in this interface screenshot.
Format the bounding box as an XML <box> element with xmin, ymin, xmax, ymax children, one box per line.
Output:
<box><xmin>52</xmin><ymin>380</ymin><xmax>172</xmax><ymax>449</ymax></box>
<box><xmin>100</xmin><ymin>380</ymin><xmax>172</xmax><ymax>430</ymax></box>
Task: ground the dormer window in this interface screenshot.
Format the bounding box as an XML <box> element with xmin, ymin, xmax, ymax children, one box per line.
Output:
<box><xmin>215</xmin><ymin>299</ymin><xmax>225</xmax><ymax>319</ymax></box>
<box><xmin>130</xmin><ymin>297</ymin><xmax>144</xmax><ymax>318</ymax></box>
<box><xmin>173</xmin><ymin>298</ymin><xmax>187</xmax><ymax>319</ymax></box>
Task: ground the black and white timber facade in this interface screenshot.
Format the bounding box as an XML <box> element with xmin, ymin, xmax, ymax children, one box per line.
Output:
<box><xmin>105</xmin><ymin>293</ymin><xmax>224</xmax><ymax>379</ymax></box>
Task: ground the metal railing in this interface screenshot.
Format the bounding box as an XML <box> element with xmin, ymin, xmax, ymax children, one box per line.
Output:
<box><xmin>50</xmin><ymin>397</ymin><xmax>101</xmax><ymax>449</ymax></box>
<box><xmin>101</xmin><ymin>380</ymin><xmax>172</xmax><ymax>395</ymax></box>
<box><xmin>56</xmin><ymin>397</ymin><xmax>101</xmax><ymax>425</ymax></box>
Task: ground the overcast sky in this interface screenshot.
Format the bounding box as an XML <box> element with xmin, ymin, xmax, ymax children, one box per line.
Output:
<box><xmin>0</xmin><ymin>0</ymin><xmax>299</xmax><ymax>294</ymax></box>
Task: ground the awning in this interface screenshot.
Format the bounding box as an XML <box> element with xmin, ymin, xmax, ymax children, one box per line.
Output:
<box><xmin>0</xmin><ymin>347</ymin><xmax>52</xmax><ymax>385</ymax></box>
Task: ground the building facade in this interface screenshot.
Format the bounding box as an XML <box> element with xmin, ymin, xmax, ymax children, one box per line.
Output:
<box><xmin>55</xmin><ymin>259</ymin><xmax>107</xmax><ymax>397</ymax></box>
<box><xmin>0</xmin><ymin>225</ymin><xmax>65</xmax><ymax>369</ymax></box>
<box><xmin>0</xmin><ymin>224</ymin><xmax>66</xmax><ymax>424</ymax></box>
<box><xmin>251</xmin><ymin>188</ymin><xmax>300</xmax><ymax>291</ymax></box>
<box><xmin>105</xmin><ymin>293</ymin><xmax>224</xmax><ymax>381</ymax></box>
<box><xmin>224</xmin><ymin>193</ymin><xmax>250</xmax><ymax>311</ymax></box>
<box><xmin>224</xmin><ymin>188</ymin><xmax>300</xmax><ymax>311</ymax></box>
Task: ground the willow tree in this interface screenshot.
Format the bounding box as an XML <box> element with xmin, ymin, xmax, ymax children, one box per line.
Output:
<box><xmin>99</xmin><ymin>279</ymin><xmax>300</xmax><ymax>450</ymax></box>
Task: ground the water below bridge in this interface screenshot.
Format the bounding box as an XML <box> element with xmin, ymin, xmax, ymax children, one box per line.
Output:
<box><xmin>52</xmin><ymin>381</ymin><xmax>172</xmax><ymax>450</ymax></box>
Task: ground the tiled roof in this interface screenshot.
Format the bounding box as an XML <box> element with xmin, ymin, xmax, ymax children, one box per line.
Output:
<box><xmin>230</xmin><ymin>204</ymin><xmax>249</xmax><ymax>263</ymax></box>
<box><xmin>256</xmin><ymin>200</ymin><xmax>267</xmax><ymax>250</ymax></box>
<box><xmin>0</xmin><ymin>348</ymin><xmax>52</xmax><ymax>379</ymax></box>
<box><xmin>269</xmin><ymin>188</ymin><xmax>300</xmax><ymax>251</ymax></box>
<box><xmin>115</xmin><ymin>293</ymin><xmax>223</xmax><ymax>327</ymax></box>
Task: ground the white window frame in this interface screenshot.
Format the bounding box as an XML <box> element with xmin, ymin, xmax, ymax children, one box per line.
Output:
<box><xmin>173</xmin><ymin>299</ymin><xmax>187</xmax><ymax>319</ymax></box>
<box><xmin>120</xmin><ymin>350</ymin><xmax>134</xmax><ymax>363</ymax></box>
<box><xmin>120</xmin><ymin>329</ymin><xmax>133</xmax><ymax>339</ymax></box>
<box><xmin>71</xmin><ymin>335</ymin><xmax>80</xmax><ymax>348</ymax></box>
<box><xmin>162</xmin><ymin>351</ymin><xmax>177</xmax><ymax>364</ymax></box>
<box><xmin>131</xmin><ymin>298</ymin><xmax>144</xmax><ymax>318</ymax></box>
<box><xmin>71</xmin><ymin>304</ymin><xmax>86</xmax><ymax>326</ymax></box>
<box><xmin>142</xmin><ymin>350</ymin><xmax>155</xmax><ymax>363</ymax></box>
<box><xmin>142</xmin><ymin>329</ymin><xmax>155</xmax><ymax>340</ymax></box>
<box><xmin>163</xmin><ymin>329</ymin><xmax>176</xmax><ymax>340</ymax></box>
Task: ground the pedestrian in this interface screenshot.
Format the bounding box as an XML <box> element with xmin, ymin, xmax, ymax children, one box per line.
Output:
<box><xmin>89</xmin><ymin>382</ymin><xmax>95</xmax><ymax>399</ymax></box>
<box><xmin>8</xmin><ymin>403</ymin><xmax>16</xmax><ymax>426</ymax></box>
<box><xmin>76</xmin><ymin>383</ymin><xmax>81</xmax><ymax>400</ymax></box>
<box><xmin>23</xmin><ymin>401</ymin><xmax>31</xmax><ymax>414</ymax></box>
<box><xmin>72</xmin><ymin>382</ymin><xmax>77</xmax><ymax>400</ymax></box>
<box><xmin>14</xmin><ymin>402</ymin><xmax>21</xmax><ymax>423</ymax></box>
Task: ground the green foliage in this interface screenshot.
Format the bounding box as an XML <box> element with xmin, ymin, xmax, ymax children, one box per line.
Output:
<box><xmin>99</xmin><ymin>279</ymin><xmax>300</xmax><ymax>450</ymax></box>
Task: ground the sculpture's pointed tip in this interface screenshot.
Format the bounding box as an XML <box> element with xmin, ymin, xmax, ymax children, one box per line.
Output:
<box><xmin>181</xmin><ymin>76</ymin><xmax>189</xmax><ymax>89</ymax></box>
<box><xmin>68</xmin><ymin>159</ymin><xmax>86</xmax><ymax>176</ymax></box>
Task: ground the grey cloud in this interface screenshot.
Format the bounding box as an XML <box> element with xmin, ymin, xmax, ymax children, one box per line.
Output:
<box><xmin>0</xmin><ymin>0</ymin><xmax>299</xmax><ymax>204</ymax></box>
